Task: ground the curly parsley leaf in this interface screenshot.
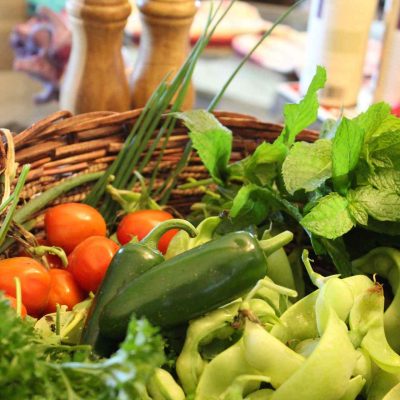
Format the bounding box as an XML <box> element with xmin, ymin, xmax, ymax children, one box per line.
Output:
<box><xmin>0</xmin><ymin>295</ymin><xmax>164</xmax><ymax>400</ymax></box>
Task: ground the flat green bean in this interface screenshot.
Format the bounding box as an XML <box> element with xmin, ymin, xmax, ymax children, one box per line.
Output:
<box><xmin>176</xmin><ymin>301</ymin><xmax>241</xmax><ymax>394</ymax></box>
<box><xmin>293</xmin><ymin>338</ymin><xmax>319</xmax><ymax>358</ymax></box>
<box><xmin>271</xmin><ymin>290</ymin><xmax>319</xmax><ymax>344</ymax></box>
<box><xmin>219</xmin><ymin>375</ymin><xmax>271</xmax><ymax>400</ymax></box>
<box><xmin>271</xmin><ymin>308</ymin><xmax>357</xmax><ymax>400</ymax></box>
<box><xmin>367</xmin><ymin>368</ymin><xmax>400</xmax><ymax>400</ymax></box>
<box><xmin>349</xmin><ymin>284</ymin><xmax>400</xmax><ymax>374</ymax></box>
<box><xmin>194</xmin><ymin>338</ymin><xmax>258</xmax><ymax>400</ymax></box>
<box><xmin>245</xmin><ymin>389</ymin><xmax>274</xmax><ymax>400</ymax></box>
<box><xmin>338</xmin><ymin>376</ymin><xmax>366</xmax><ymax>400</ymax></box>
<box><xmin>382</xmin><ymin>383</ymin><xmax>400</xmax><ymax>400</ymax></box>
<box><xmin>353</xmin><ymin>248</ymin><xmax>400</xmax><ymax>353</ymax></box>
<box><xmin>147</xmin><ymin>368</ymin><xmax>185</xmax><ymax>400</ymax></box>
<box><xmin>242</xmin><ymin>320</ymin><xmax>305</xmax><ymax>388</ymax></box>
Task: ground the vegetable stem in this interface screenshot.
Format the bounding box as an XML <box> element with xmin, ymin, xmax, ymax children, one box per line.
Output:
<box><xmin>258</xmin><ymin>231</ymin><xmax>293</xmax><ymax>257</ymax></box>
<box><xmin>0</xmin><ymin>165</ymin><xmax>30</xmax><ymax>246</ymax></box>
<box><xmin>15</xmin><ymin>171</ymin><xmax>102</xmax><ymax>225</ymax></box>
<box><xmin>14</xmin><ymin>276</ymin><xmax>22</xmax><ymax>318</ymax></box>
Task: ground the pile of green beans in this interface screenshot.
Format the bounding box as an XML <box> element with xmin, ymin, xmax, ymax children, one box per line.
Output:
<box><xmin>138</xmin><ymin>246</ymin><xmax>400</xmax><ymax>400</ymax></box>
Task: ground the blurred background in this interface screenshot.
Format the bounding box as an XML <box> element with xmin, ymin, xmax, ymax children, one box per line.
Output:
<box><xmin>0</xmin><ymin>0</ymin><xmax>397</xmax><ymax>132</ymax></box>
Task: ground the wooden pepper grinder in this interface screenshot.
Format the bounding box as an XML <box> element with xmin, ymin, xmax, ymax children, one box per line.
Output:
<box><xmin>130</xmin><ymin>0</ymin><xmax>198</xmax><ymax>109</ymax></box>
<box><xmin>60</xmin><ymin>0</ymin><xmax>131</xmax><ymax>114</ymax></box>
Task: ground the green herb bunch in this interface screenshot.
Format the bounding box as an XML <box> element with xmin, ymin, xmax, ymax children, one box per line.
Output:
<box><xmin>0</xmin><ymin>296</ymin><xmax>164</xmax><ymax>399</ymax></box>
<box><xmin>176</xmin><ymin>66</ymin><xmax>400</xmax><ymax>276</ymax></box>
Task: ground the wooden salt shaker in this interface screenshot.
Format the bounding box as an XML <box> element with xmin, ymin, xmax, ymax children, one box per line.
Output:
<box><xmin>60</xmin><ymin>0</ymin><xmax>131</xmax><ymax>114</ymax></box>
<box><xmin>130</xmin><ymin>0</ymin><xmax>197</xmax><ymax>109</ymax></box>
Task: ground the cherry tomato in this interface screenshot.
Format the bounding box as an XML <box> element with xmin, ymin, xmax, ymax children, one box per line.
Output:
<box><xmin>45</xmin><ymin>203</ymin><xmax>107</xmax><ymax>254</ymax></box>
<box><xmin>45</xmin><ymin>269</ymin><xmax>86</xmax><ymax>314</ymax></box>
<box><xmin>67</xmin><ymin>236</ymin><xmax>119</xmax><ymax>293</ymax></box>
<box><xmin>0</xmin><ymin>257</ymin><xmax>51</xmax><ymax>316</ymax></box>
<box><xmin>4</xmin><ymin>294</ymin><xmax>27</xmax><ymax>318</ymax></box>
<box><xmin>116</xmin><ymin>210</ymin><xmax>177</xmax><ymax>254</ymax></box>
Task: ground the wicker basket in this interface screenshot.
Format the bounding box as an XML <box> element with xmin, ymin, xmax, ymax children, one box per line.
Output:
<box><xmin>12</xmin><ymin>109</ymin><xmax>318</xmax><ymax>230</ymax></box>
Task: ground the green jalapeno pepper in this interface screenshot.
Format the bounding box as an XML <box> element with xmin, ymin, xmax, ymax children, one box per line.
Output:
<box><xmin>99</xmin><ymin>230</ymin><xmax>293</xmax><ymax>340</ymax></box>
<box><xmin>81</xmin><ymin>219</ymin><xmax>197</xmax><ymax>355</ymax></box>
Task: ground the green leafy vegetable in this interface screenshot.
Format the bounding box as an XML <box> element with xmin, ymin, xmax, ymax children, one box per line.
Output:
<box><xmin>359</xmin><ymin>103</ymin><xmax>400</xmax><ymax>138</ymax></box>
<box><xmin>368</xmin><ymin>168</ymin><xmax>400</xmax><ymax>193</ymax></box>
<box><xmin>354</xmin><ymin>102</ymin><xmax>392</xmax><ymax>142</ymax></box>
<box><xmin>332</xmin><ymin>118</ymin><xmax>365</xmax><ymax>195</ymax></box>
<box><xmin>174</xmin><ymin>110</ymin><xmax>232</xmax><ymax>184</ymax></box>
<box><xmin>349</xmin><ymin>186</ymin><xmax>400</xmax><ymax>223</ymax></box>
<box><xmin>0</xmin><ymin>295</ymin><xmax>164</xmax><ymax>400</ymax></box>
<box><xmin>230</xmin><ymin>184</ymin><xmax>273</xmax><ymax>226</ymax></box>
<box><xmin>282</xmin><ymin>139</ymin><xmax>332</xmax><ymax>194</ymax></box>
<box><xmin>301</xmin><ymin>193</ymin><xmax>354</xmax><ymax>239</ymax></box>
<box><xmin>368</xmin><ymin>131</ymin><xmax>400</xmax><ymax>169</ymax></box>
<box><xmin>243</xmin><ymin>141</ymin><xmax>287</xmax><ymax>185</ymax></box>
<box><xmin>277</xmin><ymin>65</ymin><xmax>326</xmax><ymax>147</ymax></box>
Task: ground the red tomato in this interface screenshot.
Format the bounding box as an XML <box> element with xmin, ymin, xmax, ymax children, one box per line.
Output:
<box><xmin>67</xmin><ymin>236</ymin><xmax>119</xmax><ymax>293</ymax></box>
<box><xmin>45</xmin><ymin>203</ymin><xmax>107</xmax><ymax>254</ymax></box>
<box><xmin>4</xmin><ymin>294</ymin><xmax>27</xmax><ymax>318</ymax></box>
<box><xmin>45</xmin><ymin>269</ymin><xmax>86</xmax><ymax>314</ymax></box>
<box><xmin>0</xmin><ymin>257</ymin><xmax>51</xmax><ymax>316</ymax></box>
<box><xmin>117</xmin><ymin>210</ymin><xmax>177</xmax><ymax>254</ymax></box>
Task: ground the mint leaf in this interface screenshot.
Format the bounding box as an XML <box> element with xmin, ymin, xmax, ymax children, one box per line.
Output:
<box><xmin>355</xmin><ymin>160</ymin><xmax>371</xmax><ymax>186</ymax></box>
<box><xmin>282</xmin><ymin>139</ymin><xmax>332</xmax><ymax>194</ymax></box>
<box><xmin>368</xmin><ymin>168</ymin><xmax>400</xmax><ymax>193</ymax></box>
<box><xmin>368</xmin><ymin>131</ymin><xmax>400</xmax><ymax>169</ymax></box>
<box><xmin>277</xmin><ymin>65</ymin><xmax>326</xmax><ymax>147</ymax></box>
<box><xmin>230</xmin><ymin>184</ymin><xmax>302</xmax><ymax>226</ymax></box>
<box><xmin>347</xmin><ymin>191</ymin><xmax>369</xmax><ymax>226</ymax></box>
<box><xmin>332</xmin><ymin>118</ymin><xmax>365</xmax><ymax>194</ymax></box>
<box><xmin>349</xmin><ymin>186</ymin><xmax>400</xmax><ymax>222</ymax></box>
<box><xmin>243</xmin><ymin>141</ymin><xmax>287</xmax><ymax>185</ymax></box>
<box><xmin>174</xmin><ymin>110</ymin><xmax>232</xmax><ymax>184</ymax></box>
<box><xmin>353</xmin><ymin>102</ymin><xmax>392</xmax><ymax>142</ymax></box>
<box><xmin>372</xmin><ymin>114</ymin><xmax>400</xmax><ymax>138</ymax></box>
<box><xmin>230</xmin><ymin>184</ymin><xmax>272</xmax><ymax>226</ymax></box>
<box><xmin>301</xmin><ymin>193</ymin><xmax>355</xmax><ymax>239</ymax></box>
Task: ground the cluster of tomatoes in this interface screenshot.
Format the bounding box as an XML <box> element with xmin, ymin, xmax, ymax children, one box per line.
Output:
<box><xmin>0</xmin><ymin>203</ymin><xmax>178</xmax><ymax>319</ymax></box>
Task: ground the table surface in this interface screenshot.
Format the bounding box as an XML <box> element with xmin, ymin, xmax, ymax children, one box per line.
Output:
<box><xmin>0</xmin><ymin>3</ymin><xmax>309</xmax><ymax>131</ymax></box>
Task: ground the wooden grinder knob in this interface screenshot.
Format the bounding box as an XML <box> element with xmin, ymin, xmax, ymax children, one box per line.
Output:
<box><xmin>130</xmin><ymin>0</ymin><xmax>198</xmax><ymax>110</ymax></box>
<box><xmin>60</xmin><ymin>0</ymin><xmax>131</xmax><ymax>114</ymax></box>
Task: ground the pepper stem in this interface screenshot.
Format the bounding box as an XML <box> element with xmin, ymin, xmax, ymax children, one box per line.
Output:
<box><xmin>31</xmin><ymin>245</ymin><xmax>68</xmax><ymax>268</ymax></box>
<box><xmin>141</xmin><ymin>219</ymin><xmax>198</xmax><ymax>250</ymax></box>
<box><xmin>258</xmin><ymin>231</ymin><xmax>293</xmax><ymax>257</ymax></box>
